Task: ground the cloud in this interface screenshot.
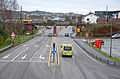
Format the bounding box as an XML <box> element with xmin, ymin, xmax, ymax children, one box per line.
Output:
<box><xmin>17</xmin><ymin>0</ymin><xmax>120</xmax><ymax>14</ymax></box>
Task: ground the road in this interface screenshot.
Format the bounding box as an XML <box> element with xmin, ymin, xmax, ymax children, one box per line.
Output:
<box><xmin>0</xmin><ymin>26</ymin><xmax>120</xmax><ymax>79</ymax></box>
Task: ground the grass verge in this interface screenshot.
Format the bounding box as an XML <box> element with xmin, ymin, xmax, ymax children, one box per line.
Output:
<box><xmin>0</xmin><ymin>35</ymin><xmax>33</xmax><ymax>53</ymax></box>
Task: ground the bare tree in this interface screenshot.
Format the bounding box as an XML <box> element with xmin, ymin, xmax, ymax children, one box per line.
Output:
<box><xmin>0</xmin><ymin>0</ymin><xmax>11</xmax><ymax>30</ymax></box>
<box><xmin>0</xmin><ymin>0</ymin><xmax>19</xmax><ymax>30</ymax></box>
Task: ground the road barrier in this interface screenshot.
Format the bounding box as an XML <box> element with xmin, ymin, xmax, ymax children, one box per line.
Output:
<box><xmin>0</xmin><ymin>29</ymin><xmax>45</xmax><ymax>52</ymax></box>
<box><xmin>0</xmin><ymin>42</ymin><xmax>13</xmax><ymax>52</ymax></box>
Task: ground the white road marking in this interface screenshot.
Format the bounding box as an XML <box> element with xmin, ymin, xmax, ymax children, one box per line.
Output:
<box><xmin>39</xmin><ymin>55</ymin><xmax>45</xmax><ymax>60</ymax></box>
<box><xmin>11</xmin><ymin>47</ymin><xmax>29</xmax><ymax>61</ymax></box>
<box><xmin>23</xmin><ymin>44</ymin><xmax>27</xmax><ymax>47</ymax></box>
<box><xmin>72</xmin><ymin>55</ymin><xmax>75</xmax><ymax>58</ymax></box>
<box><xmin>22</xmin><ymin>55</ymin><xmax>27</xmax><ymax>59</ymax></box>
<box><xmin>81</xmin><ymin>39</ymin><xmax>86</xmax><ymax>42</ymax></box>
<box><xmin>46</xmin><ymin>45</ymin><xmax>50</xmax><ymax>47</ymax></box>
<box><xmin>29</xmin><ymin>50</ymin><xmax>38</xmax><ymax>62</ymax></box>
<box><xmin>35</xmin><ymin>45</ymin><xmax>38</xmax><ymax>47</ymax></box>
<box><xmin>0</xmin><ymin>60</ymin><xmax>48</xmax><ymax>63</ymax></box>
<box><xmin>3</xmin><ymin>54</ymin><xmax>11</xmax><ymax>59</ymax></box>
<box><xmin>74</xmin><ymin>41</ymin><xmax>104</xmax><ymax>65</ymax></box>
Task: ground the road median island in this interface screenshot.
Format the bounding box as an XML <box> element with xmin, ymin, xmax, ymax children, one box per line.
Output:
<box><xmin>48</xmin><ymin>37</ymin><xmax>60</xmax><ymax>67</ymax></box>
<box><xmin>74</xmin><ymin>39</ymin><xmax>120</xmax><ymax>68</ymax></box>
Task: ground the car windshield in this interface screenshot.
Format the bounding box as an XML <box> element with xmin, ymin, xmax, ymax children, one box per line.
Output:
<box><xmin>64</xmin><ymin>46</ymin><xmax>72</xmax><ymax>51</ymax></box>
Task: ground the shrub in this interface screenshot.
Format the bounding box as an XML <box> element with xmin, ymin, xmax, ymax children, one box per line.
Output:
<box><xmin>0</xmin><ymin>27</ymin><xmax>8</xmax><ymax>40</ymax></box>
<box><xmin>0</xmin><ymin>34</ymin><xmax>4</xmax><ymax>45</ymax></box>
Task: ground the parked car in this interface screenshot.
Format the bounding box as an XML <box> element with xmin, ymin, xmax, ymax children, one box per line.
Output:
<box><xmin>65</xmin><ymin>33</ymin><xmax>69</xmax><ymax>37</ymax></box>
<box><xmin>112</xmin><ymin>34</ymin><xmax>120</xmax><ymax>39</ymax></box>
<box><xmin>91</xmin><ymin>39</ymin><xmax>104</xmax><ymax>45</ymax></box>
<box><xmin>48</xmin><ymin>33</ymin><xmax>52</xmax><ymax>37</ymax></box>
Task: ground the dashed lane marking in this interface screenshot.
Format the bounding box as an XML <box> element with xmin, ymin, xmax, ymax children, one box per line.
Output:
<box><xmin>23</xmin><ymin>44</ymin><xmax>27</xmax><ymax>47</ymax></box>
<box><xmin>35</xmin><ymin>45</ymin><xmax>39</xmax><ymax>47</ymax></box>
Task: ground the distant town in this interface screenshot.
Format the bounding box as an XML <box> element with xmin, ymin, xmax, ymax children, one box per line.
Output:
<box><xmin>1</xmin><ymin>9</ymin><xmax>120</xmax><ymax>24</ymax></box>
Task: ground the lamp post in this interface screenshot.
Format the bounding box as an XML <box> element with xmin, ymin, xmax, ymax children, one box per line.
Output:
<box><xmin>109</xmin><ymin>18</ymin><xmax>112</xmax><ymax>57</ymax></box>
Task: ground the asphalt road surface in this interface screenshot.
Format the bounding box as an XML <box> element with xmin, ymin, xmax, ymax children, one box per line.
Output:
<box><xmin>0</xmin><ymin>26</ymin><xmax>120</xmax><ymax>79</ymax></box>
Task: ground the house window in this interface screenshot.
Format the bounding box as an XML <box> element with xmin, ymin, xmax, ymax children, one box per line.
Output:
<box><xmin>87</xmin><ymin>18</ymin><xmax>89</xmax><ymax>21</ymax></box>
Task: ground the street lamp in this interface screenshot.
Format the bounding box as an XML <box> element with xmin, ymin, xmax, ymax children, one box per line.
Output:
<box><xmin>109</xmin><ymin>18</ymin><xmax>112</xmax><ymax>57</ymax></box>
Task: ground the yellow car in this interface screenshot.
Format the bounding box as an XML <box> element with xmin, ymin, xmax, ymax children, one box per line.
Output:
<box><xmin>61</xmin><ymin>44</ymin><xmax>73</xmax><ymax>57</ymax></box>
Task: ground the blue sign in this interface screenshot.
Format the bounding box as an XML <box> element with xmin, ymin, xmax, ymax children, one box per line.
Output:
<box><xmin>52</xmin><ymin>50</ymin><xmax>56</xmax><ymax>54</ymax></box>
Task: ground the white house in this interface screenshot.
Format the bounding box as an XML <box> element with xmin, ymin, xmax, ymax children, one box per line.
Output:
<box><xmin>82</xmin><ymin>13</ymin><xmax>99</xmax><ymax>24</ymax></box>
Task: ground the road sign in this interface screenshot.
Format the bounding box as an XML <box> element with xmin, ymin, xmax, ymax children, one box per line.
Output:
<box><xmin>11</xmin><ymin>36</ymin><xmax>15</xmax><ymax>40</ymax></box>
<box><xmin>11</xmin><ymin>32</ymin><xmax>15</xmax><ymax>40</ymax></box>
<box><xmin>52</xmin><ymin>50</ymin><xmax>56</xmax><ymax>54</ymax></box>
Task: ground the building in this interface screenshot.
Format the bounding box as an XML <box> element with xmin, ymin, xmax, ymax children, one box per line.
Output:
<box><xmin>95</xmin><ymin>10</ymin><xmax>120</xmax><ymax>18</ymax></box>
<box><xmin>82</xmin><ymin>13</ymin><xmax>99</xmax><ymax>24</ymax></box>
<box><xmin>118</xmin><ymin>12</ymin><xmax>120</xmax><ymax>18</ymax></box>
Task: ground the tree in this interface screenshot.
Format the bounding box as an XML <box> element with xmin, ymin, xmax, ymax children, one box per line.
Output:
<box><xmin>0</xmin><ymin>0</ymin><xmax>11</xmax><ymax>30</ymax></box>
<box><xmin>0</xmin><ymin>34</ymin><xmax>4</xmax><ymax>45</ymax></box>
<box><xmin>0</xmin><ymin>0</ymin><xmax>19</xmax><ymax>31</ymax></box>
<box><xmin>65</xmin><ymin>16</ymin><xmax>71</xmax><ymax>22</ymax></box>
<box><xmin>0</xmin><ymin>27</ymin><xmax>8</xmax><ymax>41</ymax></box>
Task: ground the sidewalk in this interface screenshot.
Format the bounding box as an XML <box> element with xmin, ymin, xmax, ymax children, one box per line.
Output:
<box><xmin>74</xmin><ymin>39</ymin><xmax>120</xmax><ymax>68</ymax></box>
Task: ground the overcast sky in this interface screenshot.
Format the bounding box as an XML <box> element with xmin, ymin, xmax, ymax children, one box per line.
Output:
<box><xmin>17</xmin><ymin>0</ymin><xmax>120</xmax><ymax>14</ymax></box>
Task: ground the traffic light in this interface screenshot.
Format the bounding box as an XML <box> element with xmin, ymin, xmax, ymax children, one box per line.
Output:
<box><xmin>106</xmin><ymin>18</ymin><xmax>108</xmax><ymax>23</ymax></box>
<box><xmin>53</xmin><ymin>43</ymin><xmax>55</xmax><ymax>50</ymax></box>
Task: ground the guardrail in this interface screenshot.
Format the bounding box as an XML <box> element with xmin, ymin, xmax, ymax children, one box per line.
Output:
<box><xmin>15</xmin><ymin>36</ymin><xmax>33</xmax><ymax>40</ymax></box>
<box><xmin>0</xmin><ymin>36</ymin><xmax>33</xmax><ymax>52</ymax></box>
<box><xmin>0</xmin><ymin>29</ymin><xmax>45</xmax><ymax>52</ymax></box>
<box><xmin>0</xmin><ymin>42</ymin><xmax>13</xmax><ymax>52</ymax></box>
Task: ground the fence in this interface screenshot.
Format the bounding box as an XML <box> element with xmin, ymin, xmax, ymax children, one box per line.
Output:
<box><xmin>74</xmin><ymin>40</ymin><xmax>120</xmax><ymax>68</ymax></box>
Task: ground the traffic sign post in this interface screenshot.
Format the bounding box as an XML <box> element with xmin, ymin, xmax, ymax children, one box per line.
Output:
<box><xmin>52</xmin><ymin>43</ymin><xmax>56</xmax><ymax>63</ymax></box>
<box><xmin>11</xmin><ymin>32</ymin><xmax>15</xmax><ymax>40</ymax></box>
<box><xmin>11</xmin><ymin>32</ymin><xmax>15</xmax><ymax>44</ymax></box>
<box><xmin>86</xmin><ymin>32</ymin><xmax>88</xmax><ymax>42</ymax></box>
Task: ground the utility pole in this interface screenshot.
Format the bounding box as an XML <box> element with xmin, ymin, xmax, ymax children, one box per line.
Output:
<box><xmin>20</xmin><ymin>6</ymin><xmax>22</xmax><ymax>23</ymax></box>
<box><xmin>110</xmin><ymin>18</ymin><xmax>112</xmax><ymax>57</ymax></box>
<box><xmin>106</xmin><ymin>5</ymin><xmax>108</xmax><ymax>23</ymax></box>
